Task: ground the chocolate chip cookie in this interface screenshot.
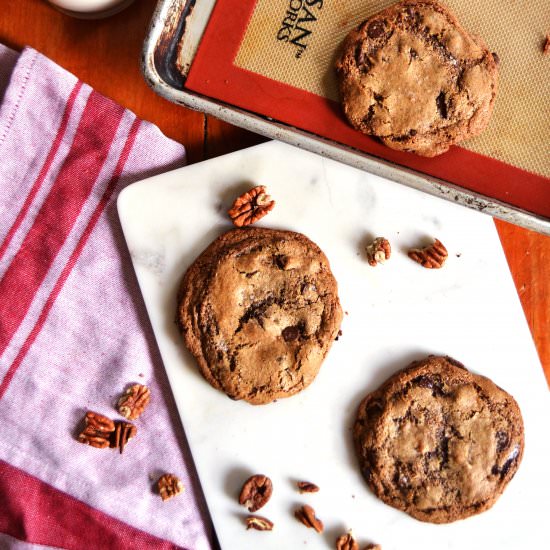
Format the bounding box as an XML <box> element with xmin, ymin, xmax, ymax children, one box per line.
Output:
<box><xmin>177</xmin><ymin>228</ymin><xmax>343</xmax><ymax>405</ymax></box>
<box><xmin>335</xmin><ymin>1</ymin><xmax>499</xmax><ymax>156</ymax></box>
<box><xmin>354</xmin><ymin>355</ymin><xmax>524</xmax><ymax>523</ymax></box>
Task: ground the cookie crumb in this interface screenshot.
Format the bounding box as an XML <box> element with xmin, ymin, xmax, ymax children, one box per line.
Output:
<box><xmin>543</xmin><ymin>35</ymin><xmax>550</xmax><ymax>55</ymax></box>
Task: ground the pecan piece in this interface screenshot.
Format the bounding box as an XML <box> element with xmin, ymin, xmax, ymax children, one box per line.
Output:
<box><xmin>408</xmin><ymin>238</ymin><xmax>448</xmax><ymax>268</ymax></box>
<box><xmin>77</xmin><ymin>411</ymin><xmax>115</xmax><ymax>449</ymax></box>
<box><xmin>110</xmin><ymin>421</ymin><xmax>137</xmax><ymax>454</ymax></box>
<box><xmin>336</xmin><ymin>531</ymin><xmax>359</xmax><ymax>550</ymax></box>
<box><xmin>365</xmin><ymin>237</ymin><xmax>391</xmax><ymax>266</ymax></box>
<box><xmin>228</xmin><ymin>185</ymin><xmax>275</xmax><ymax>227</ymax></box>
<box><xmin>294</xmin><ymin>504</ymin><xmax>323</xmax><ymax>533</ymax></box>
<box><xmin>117</xmin><ymin>383</ymin><xmax>151</xmax><ymax>420</ymax></box>
<box><xmin>239</xmin><ymin>474</ymin><xmax>273</xmax><ymax>512</ymax></box>
<box><xmin>296</xmin><ymin>480</ymin><xmax>319</xmax><ymax>493</ymax></box>
<box><xmin>158</xmin><ymin>473</ymin><xmax>184</xmax><ymax>501</ymax></box>
<box><xmin>245</xmin><ymin>515</ymin><xmax>274</xmax><ymax>531</ymax></box>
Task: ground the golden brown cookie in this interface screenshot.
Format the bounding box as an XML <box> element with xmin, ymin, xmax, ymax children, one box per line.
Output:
<box><xmin>335</xmin><ymin>1</ymin><xmax>499</xmax><ymax>156</ymax></box>
<box><xmin>177</xmin><ymin>228</ymin><xmax>343</xmax><ymax>405</ymax></box>
<box><xmin>354</xmin><ymin>355</ymin><xmax>524</xmax><ymax>523</ymax></box>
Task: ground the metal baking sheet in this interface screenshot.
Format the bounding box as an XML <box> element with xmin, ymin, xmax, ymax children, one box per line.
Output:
<box><xmin>141</xmin><ymin>0</ymin><xmax>550</xmax><ymax>235</ymax></box>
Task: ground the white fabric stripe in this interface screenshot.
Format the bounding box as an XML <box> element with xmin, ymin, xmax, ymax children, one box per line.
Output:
<box><xmin>0</xmin><ymin>533</ymin><xmax>63</xmax><ymax>550</ymax></box>
<box><xmin>0</xmin><ymin>108</ymin><xmax>136</xmax><ymax>376</ymax></box>
<box><xmin>0</xmin><ymin>85</ymin><xmax>92</xmax><ymax>281</ymax></box>
<box><xmin>0</xmin><ymin>51</ymin><xmax>77</xmax><ymax>247</ymax></box>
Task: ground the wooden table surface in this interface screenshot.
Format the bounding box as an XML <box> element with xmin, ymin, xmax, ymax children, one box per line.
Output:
<box><xmin>1</xmin><ymin>0</ymin><xmax>548</xmax><ymax>383</ymax></box>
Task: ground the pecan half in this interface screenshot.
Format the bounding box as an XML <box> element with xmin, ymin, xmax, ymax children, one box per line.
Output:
<box><xmin>296</xmin><ymin>480</ymin><xmax>319</xmax><ymax>493</ymax></box>
<box><xmin>110</xmin><ymin>421</ymin><xmax>137</xmax><ymax>454</ymax></box>
<box><xmin>336</xmin><ymin>531</ymin><xmax>359</xmax><ymax>550</ymax></box>
<box><xmin>294</xmin><ymin>504</ymin><xmax>323</xmax><ymax>533</ymax></box>
<box><xmin>245</xmin><ymin>515</ymin><xmax>274</xmax><ymax>531</ymax></box>
<box><xmin>117</xmin><ymin>383</ymin><xmax>151</xmax><ymax>420</ymax></box>
<box><xmin>408</xmin><ymin>238</ymin><xmax>448</xmax><ymax>268</ymax></box>
<box><xmin>77</xmin><ymin>411</ymin><xmax>115</xmax><ymax>448</ymax></box>
<box><xmin>158</xmin><ymin>473</ymin><xmax>184</xmax><ymax>501</ymax></box>
<box><xmin>239</xmin><ymin>474</ymin><xmax>273</xmax><ymax>512</ymax></box>
<box><xmin>365</xmin><ymin>237</ymin><xmax>391</xmax><ymax>266</ymax></box>
<box><xmin>228</xmin><ymin>185</ymin><xmax>275</xmax><ymax>227</ymax></box>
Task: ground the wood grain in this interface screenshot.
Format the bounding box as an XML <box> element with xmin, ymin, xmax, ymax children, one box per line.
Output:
<box><xmin>1</xmin><ymin>0</ymin><xmax>547</xmax><ymax>383</ymax></box>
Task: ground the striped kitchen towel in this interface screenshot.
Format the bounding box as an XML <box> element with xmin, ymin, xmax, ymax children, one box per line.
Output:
<box><xmin>0</xmin><ymin>44</ymin><xmax>212</xmax><ymax>550</ymax></box>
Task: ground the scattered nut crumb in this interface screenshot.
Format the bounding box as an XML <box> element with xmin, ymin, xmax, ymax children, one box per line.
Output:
<box><xmin>117</xmin><ymin>383</ymin><xmax>151</xmax><ymax>420</ymax></box>
<box><xmin>543</xmin><ymin>35</ymin><xmax>550</xmax><ymax>55</ymax></box>
<box><xmin>239</xmin><ymin>474</ymin><xmax>273</xmax><ymax>512</ymax></box>
<box><xmin>228</xmin><ymin>186</ymin><xmax>275</xmax><ymax>227</ymax></box>
<box><xmin>245</xmin><ymin>515</ymin><xmax>274</xmax><ymax>531</ymax></box>
<box><xmin>158</xmin><ymin>473</ymin><xmax>184</xmax><ymax>501</ymax></box>
<box><xmin>336</xmin><ymin>531</ymin><xmax>359</xmax><ymax>550</ymax></box>
<box><xmin>297</xmin><ymin>481</ymin><xmax>320</xmax><ymax>493</ymax></box>
<box><xmin>365</xmin><ymin>237</ymin><xmax>391</xmax><ymax>266</ymax></box>
<box><xmin>294</xmin><ymin>504</ymin><xmax>323</xmax><ymax>533</ymax></box>
<box><xmin>408</xmin><ymin>238</ymin><xmax>448</xmax><ymax>268</ymax></box>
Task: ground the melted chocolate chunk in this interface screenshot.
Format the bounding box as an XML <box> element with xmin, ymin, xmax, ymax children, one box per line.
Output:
<box><xmin>436</xmin><ymin>91</ymin><xmax>448</xmax><ymax>118</ymax></box>
<box><xmin>367</xmin><ymin>20</ymin><xmax>386</xmax><ymax>39</ymax></box>
<box><xmin>282</xmin><ymin>326</ymin><xmax>300</xmax><ymax>342</ymax></box>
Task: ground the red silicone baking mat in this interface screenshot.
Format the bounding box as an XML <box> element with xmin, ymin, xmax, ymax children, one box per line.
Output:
<box><xmin>185</xmin><ymin>0</ymin><xmax>550</xmax><ymax>218</ymax></box>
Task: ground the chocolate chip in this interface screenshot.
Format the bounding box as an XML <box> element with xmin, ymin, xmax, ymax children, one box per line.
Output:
<box><xmin>355</xmin><ymin>45</ymin><xmax>371</xmax><ymax>73</ymax></box>
<box><xmin>436</xmin><ymin>91</ymin><xmax>448</xmax><ymax>118</ymax></box>
<box><xmin>410</xmin><ymin>48</ymin><xmax>418</xmax><ymax>59</ymax></box>
<box><xmin>282</xmin><ymin>326</ymin><xmax>300</xmax><ymax>342</ymax></box>
<box><xmin>367</xmin><ymin>20</ymin><xmax>386</xmax><ymax>39</ymax></box>
<box><xmin>274</xmin><ymin>254</ymin><xmax>288</xmax><ymax>269</ymax></box>
<box><xmin>410</xmin><ymin>129</ymin><xmax>417</xmax><ymax>136</ymax></box>
<box><xmin>496</xmin><ymin>430</ymin><xmax>509</xmax><ymax>452</ymax></box>
<box><xmin>415</xmin><ymin>375</ymin><xmax>434</xmax><ymax>389</ymax></box>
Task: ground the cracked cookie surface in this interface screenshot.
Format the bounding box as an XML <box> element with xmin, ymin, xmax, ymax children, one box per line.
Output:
<box><xmin>354</xmin><ymin>355</ymin><xmax>524</xmax><ymax>523</ymax></box>
<box><xmin>335</xmin><ymin>0</ymin><xmax>499</xmax><ymax>156</ymax></box>
<box><xmin>177</xmin><ymin>228</ymin><xmax>343</xmax><ymax>405</ymax></box>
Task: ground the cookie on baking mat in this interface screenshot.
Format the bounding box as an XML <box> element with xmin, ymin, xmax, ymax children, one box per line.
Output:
<box><xmin>177</xmin><ymin>228</ymin><xmax>343</xmax><ymax>405</ymax></box>
<box><xmin>335</xmin><ymin>1</ymin><xmax>499</xmax><ymax>157</ymax></box>
<box><xmin>353</xmin><ymin>355</ymin><xmax>523</xmax><ymax>523</ymax></box>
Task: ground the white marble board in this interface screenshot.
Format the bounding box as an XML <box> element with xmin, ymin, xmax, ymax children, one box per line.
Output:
<box><xmin>117</xmin><ymin>141</ymin><xmax>549</xmax><ymax>550</ymax></box>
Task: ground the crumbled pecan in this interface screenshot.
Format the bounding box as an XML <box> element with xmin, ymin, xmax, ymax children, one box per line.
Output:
<box><xmin>297</xmin><ymin>480</ymin><xmax>320</xmax><ymax>493</ymax></box>
<box><xmin>110</xmin><ymin>421</ymin><xmax>137</xmax><ymax>454</ymax></box>
<box><xmin>239</xmin><ymin>474</ymin><xmax>273</xmax><ymax>512</ymax></box>
<box><xmin>158</xmin><ymin>473</ymin><xmax>184</xmax><ymax>501</ymax></box>
<box><xmin>544</xmin><ymin>35</ymin><xmax>550</xmax><ymax>55</ymax></box>
<box><xmin>365</xmin><ymin>237</ymin><xmax>391</xmax><ymax>266</ymax></box>
<box><xmin>117</xmin><ymin>383</ymin><xmax>151</xmax><ymax>420</ymax></box>
<box><xmin>245</xmin><ymin>515</ymin><xmax>274</xmax><ymax>531</ymax></box>
<box><xmin>228</xmin><ymin>186</ymin><xmax>275</xmax><ymax>227</ymax></box>
<box><xmin>78</xmin><ymin>411</ymin><xmax>115</xmax><ymax>448</ymax></box>
<box><xmin>336</xmin><ymin>531</ymin><xmax>359</xmax><ymax>550</ymax></box>
<box><xmin>408</xmin><ymin>238</ymin><xmax>448</xmax><ymax>268</ymax></box>
<box><xmin>294</xmin><ymin>504</ymin><xmax>323</xmax><ymax>533</ymax></box>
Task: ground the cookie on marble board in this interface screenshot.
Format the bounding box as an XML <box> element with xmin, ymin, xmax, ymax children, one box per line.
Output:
<box><xmin>335</xmin><ymin>0</ymin><xmax>499</xmax><ymax>156</ymax></box>
<box><xmin>177</xmin><ymin>227</ymin><xmax>343</xmax><ymax>405</ymax></box>
<box><xmin>353</xmin><ymin>355</ymin><xmax>524</xmax><ymax>523</ymax></box>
